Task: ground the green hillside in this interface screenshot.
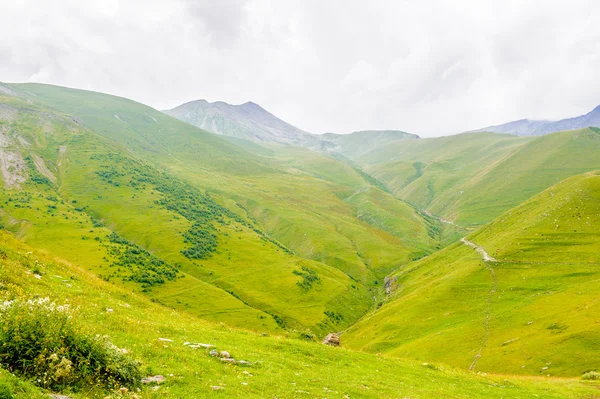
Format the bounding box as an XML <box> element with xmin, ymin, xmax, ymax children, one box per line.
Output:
<box><xmin>344</xmin><ymin>172</ymin><xmax>600</xmax><ymax>376</ymax></box>
<box><xmin>359</xmin><ymin>130</ymin><xmax>600</xmax><ymax>225</ymax></box>
<box><xmin>0</xmin><ymin>86</ymin><xmax>372</xmax><ymax>335</ymax></box>
<box><xmin>319</xmin><ymin>130</ymin><xmax>419</xmax><ymax>159</ymax></box>
<box><xmin>12</xmin><ymin>83</ymin><xmax>443</xmax><ymax>281</ymax></box>
<box><xmin>2</xmin><ymin>82</ymin><xmax>600</xmax><ymax>396</ymax></box>
<box><xmin>1</xmin><ymin>230</ymin><xmax>597</xmax><ymax>399</ymax></box>
<box><xmin>0</xmin><ymin>83</ymin><xmax>450</xmax><ymax>339</ymax></box>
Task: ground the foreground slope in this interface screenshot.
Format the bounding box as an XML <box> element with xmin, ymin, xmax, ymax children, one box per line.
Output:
<box><xmin>361</xmin><ymin>129</ymin><xmax>600</xmax><ymax>225</ymax></box>
<box><xmin>0</xmin><ymin>230</ymin><xmax>597</xmax><ymax>399</ymax></box>
<box><xmin>345</xmin><ymin>172</ymin><xmax>600</xmax><ymax>376</ymax></box>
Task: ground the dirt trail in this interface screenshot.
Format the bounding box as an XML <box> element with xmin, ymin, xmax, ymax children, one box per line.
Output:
<box><xmin>422</xmin><ymin>209</ymin><xmax>456</xmax><ymax>226</ymax></box>
<box><xmin>461</xmin><ymin>237</ymin><xmax>498</xmax><ymax>371</ymax></box>
<box><xmin>461</xmin><ymin>238</ymin><xmax>497</xmax><ymax>262</ymax></box>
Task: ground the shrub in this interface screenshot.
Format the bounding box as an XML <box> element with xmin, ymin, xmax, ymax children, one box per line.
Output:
<box><xmin>581</xmin><ymin>371</ymin><xmax>600</xmax><ymax>380</ymax></box>
<box><xmin>0</xmin><ymin>297</ymin><xmax>141</xmax><ymax>391</ymax></box>
<box><xmin>0</xmin><ymin>384</ymin><xmax>15</xmax><ymax>399</ymax></box>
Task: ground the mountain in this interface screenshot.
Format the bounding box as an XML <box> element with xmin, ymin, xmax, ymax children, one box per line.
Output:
<box><xmin>471</xmin><ymin>104</ymin><xmax>600</xmax><ymax>136</ymax></box>
<box><xmin>319</xmin><ymin>130</ymin><xmax>419</xmax><ymax>159</ymax></box>
<box><xmin>345</xmin><ymin>171</ymin><xmax>600</xmax><ymax>376</ymax></box>
<box><xmin>354</xmin><ymin>129</ymin><xmax>600</xmax><ymax>225</ymax></box>
<box><xmin>163</xmin><ymin>99</ymin><xmax>320</xmax><ymax>146</ymax></box>
<box><xmin>2</xmin><ymin>231</ymin><xmax>594</xmax><ymax>399</ymax></box>
<box><xmin>0</xmin><ymin>82</ymin><xmax>449</xmax><ymax>338</ymax></box>
<box><xmin>164</xmin><ymin>98</ymin><xmax>422</xmax><ymax>158</ymax></box>
<box><xmin>469</xmin><ymin>118</ymin><xmax>550</xmax><ymax>136</ymax></box>
<box><xmin>2</xmin><ymin>82</ymin><xmax>600</xmax><ymax>397</ymax></box>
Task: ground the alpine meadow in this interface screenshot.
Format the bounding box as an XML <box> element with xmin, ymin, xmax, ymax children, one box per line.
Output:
<box><xmin>2</xmin><ymin>1</ymin><xmax>600</xmax><ymax>398</ymax></box>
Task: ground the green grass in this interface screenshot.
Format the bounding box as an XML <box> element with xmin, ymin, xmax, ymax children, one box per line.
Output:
<box><xmin>2</xmin><ymin>82</ymin><xmax>600</xmax><ymax>391</ymax></box>
<box><xmin>0</xmin><ymin>230</ymin><xmax>597</xmax><ymax>398</ymax></box>
<box><xmin>358</xmin><ymin>130</ymin><xmax>600</xmax><ymax>226</ymax></box>
<box><xmin>345</xmin><ymin>172</ymin><xmax>600</xmax><ymax>376</ymax></box>
<box><xmin>0</xmin><ymin>89</ymin><xmax>376</xmax><ymax>335</ymax></box>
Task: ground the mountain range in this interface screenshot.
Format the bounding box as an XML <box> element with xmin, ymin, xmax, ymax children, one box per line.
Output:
<box><xmin>1</xmin><ymin>81</ymin><xmax>600</xmax><ymax>398</ymax></box>
<box><xmin>471</xmin><ymin>104</ymin><xmax>600</xmax><ymax>136</ymax></box>
<box><xmin>164</xmin><ymin>99</ymin><xmax>419</xmax><ymax>156</ymax></box>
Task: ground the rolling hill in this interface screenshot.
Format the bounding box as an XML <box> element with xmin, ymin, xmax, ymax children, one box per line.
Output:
<box><xmin>357</xmin><ymin>129</ymin><xmax>600</xmax><ymax>225</ymax></box>
<box><xmin>344</xmin><ymin>172</ymin><xmax>600</xmax><ymax>376</ymax></box>
<box><xmin>2</xmin><ymin>81</ymin><xmax>600</xmax><ymax>397</ymax></box>
<box><xmin>0</xmin><ymin>82</ymin><xmax>451</xmax><ymax>339</ymax></box>
<box><xmin>2</xmin><ymin>229</ymin><xmax>596</xmax><ymax>398</ymax></box>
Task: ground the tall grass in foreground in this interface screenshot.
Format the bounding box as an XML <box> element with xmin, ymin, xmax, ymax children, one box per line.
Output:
<box><xmin>0</xmin><ymin>297</ymin><xmax>141</xmax><ymax>392</ymax></box>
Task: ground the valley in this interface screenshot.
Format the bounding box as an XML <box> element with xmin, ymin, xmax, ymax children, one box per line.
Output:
<box><xmin>1</xmin><ymin>82</ymin><xmax>599</xmax><ymax>398</ymax></box>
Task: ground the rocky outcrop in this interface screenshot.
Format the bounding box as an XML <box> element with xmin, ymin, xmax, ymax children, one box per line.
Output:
<box><xmin>322</xmin><ymin>333</ymin><xmax>340</xmax><ymax>346</ymax></box>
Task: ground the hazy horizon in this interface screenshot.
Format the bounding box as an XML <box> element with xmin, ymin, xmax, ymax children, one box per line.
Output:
<box><xmin>2</xmin><ymin>0</ymin><xmax>600</xmax><ymax>137</ymax></box>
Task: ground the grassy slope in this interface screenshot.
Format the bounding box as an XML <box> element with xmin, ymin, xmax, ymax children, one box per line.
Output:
<box><xmin>14</xmin><ymin>83</ymin><xmax>439</xmax><ymax>281</ymax></box>
<box><xmin>345</xmin><ymin>172</ymin><xmax>600</xmax><ymax>377</ymax></box>
<box><xmin>1</xmin><ymin>230</ymin><xmax>597</xmax><ymax>399</ymax></box>
<box><xmin>360</xmin><ymin>130</ymin><xmax>600</xmax><ymax>226</ymax></box>
<box><xmin>319</xmin><ymin>130</ymin><xmax>419</xmax><ymax>159</ymax></box>
<box><xmin>0</xmin><ymin>90</ymin><xmax>371</xmax><ymax>335</ymax></box>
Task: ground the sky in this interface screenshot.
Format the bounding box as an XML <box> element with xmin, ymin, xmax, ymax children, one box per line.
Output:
<box><xmin>2</xmin><ymin>0</ymin><xmax>600</xmax><ymax>136</ymax></box>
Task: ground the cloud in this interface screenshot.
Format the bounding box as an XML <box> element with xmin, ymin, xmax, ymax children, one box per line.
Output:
<box><xmin>1</xmin><ymin>0</ymin><xmax>600</xmax><ymax>136</ymax></box>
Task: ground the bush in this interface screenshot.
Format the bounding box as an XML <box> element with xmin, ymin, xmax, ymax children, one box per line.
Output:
<box><xmin>0</xmin><ymin>384</ymin><xmax>15</xmax><ymax>399</ymax></box>
<box><xmin>0</xmin><ymin>297</ymin><xmax>142</xmax><ymax>391</ymax></box>
<box><xmin>581</xmin><ymin>371</ymin><xmax>600</xmax><ymax>380</ymax></box>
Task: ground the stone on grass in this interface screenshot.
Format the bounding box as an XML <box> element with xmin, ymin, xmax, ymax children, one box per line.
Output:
<box><xmin>322</xmin><ymin>333</ymin><xmax>340</xmax><ymax>346</ymax></box>
<box><xmin>141</xmin><ymin>375</ymin><xmax>167</xmax><ymax>385</ymax></box>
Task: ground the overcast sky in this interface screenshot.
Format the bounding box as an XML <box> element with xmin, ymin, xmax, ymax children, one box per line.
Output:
<box><xmin>2</xmin><ymin>0</ymin><xmax>600</xmax><ymax>136</ymax></box>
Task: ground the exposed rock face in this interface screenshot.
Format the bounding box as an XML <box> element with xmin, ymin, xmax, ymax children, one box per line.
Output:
<box><xmin>322</xmin><ymin>333</ymin><xmax>340</xmax><ymax>346</ymax></box>
<box><xmin>384</xmin><ymin>276</ymin><xmax>398</xmax><ymax>295</ymax></box>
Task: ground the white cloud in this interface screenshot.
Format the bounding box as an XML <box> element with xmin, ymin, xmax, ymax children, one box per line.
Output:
<box><xmin>1</xmin><ymin>0</ymin><xmax>599</xmax><ymax>136</ymax></box>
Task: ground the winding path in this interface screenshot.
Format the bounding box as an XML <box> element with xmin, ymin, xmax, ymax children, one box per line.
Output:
<box><xmin>461</xmin><ymin>238</ymin><xmax>498</xmax><ymax>371</ymax></box>
<box><xmin>461</xmin><ymin>238</ymin><xmax>498</xmax><ymax>262</ymax></box>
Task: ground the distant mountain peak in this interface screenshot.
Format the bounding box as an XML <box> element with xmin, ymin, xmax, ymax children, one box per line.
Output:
<box><xmin>164</xmin><ymin>98</ymin><xmax>318</xmax><ymax>146</ymax></box>
<box><xmin>469</xmin><ymin>104</ymin><xmax>600</xmax><ymax>136</ymax></box>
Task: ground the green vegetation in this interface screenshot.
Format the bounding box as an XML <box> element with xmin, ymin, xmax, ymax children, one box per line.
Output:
<box><xmin>0</xmin><ymin>230</ymin><xmax>597</xmax><ymax>398</ymax></box>
<box><xmin>0</xmin><ymin>298</ymin><xmax>141</xmax><ymax>392</ymax></box>
<box><xmin>345</xmin><ymin>172</ymin><xmax>600</xmax><ymax>376</ymax></box>
<box><xmin>1</xmin><ymin>82</ymin><xmax>600</xmax><ymax>396</ymax></box>
<box><xmin>353</xmin><ymin>130</ymin><xmax>600</xmax><ymax>226</ymax></box>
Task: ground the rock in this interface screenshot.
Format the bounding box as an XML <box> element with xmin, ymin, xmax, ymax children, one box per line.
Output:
<box><xmin>119</xmin><ymin>387</ymin><xmax>128</xmax><ymax>394</ymax></box>
<box><xmin>322</xmin><ymin>333</ymin><xmax>340</xmax><ymax>346</ymax></box>
<box><xmin>184</xmin><ymin>342</ymin><xmax>215</xmax><ymax>349</ymax></box>
<box><xmin>219</xmin><ymin>350</ymin><xmax>231</xmax><ymax>358</ymax></box>
<box><xmin>384</xmin><ymin>276</ymin><xmax>398</xmax><ymax>295</ymax></box>
<box><xmin>141</xmin><ymin>375</ymin><xmax>166</xmax><ymax>385</ymax></box>
<box><xmin>209</xmin><ymin>350</ymin><xmax>219</xmax><ymax>357</ymax></box>
<box><xmin>49</xmin><ymin>395</ymin><xmax>74</xmax><ymax>399</ymax></box>
<box><xmin>220</xmin><ymin>358</ymin><xmax>236</xmax><ymax>363</ymax></box>
<box><xmin>237</xmin><ymin>360</ymin><xmax>252</xmax><ymax>366</ymax></box>
<box><xmin>211</xmin><ymin>386</ymin><xmax>224</xmax><ymax>390</ymax></box>
<box><xmin>158</xmin><ymin>338</ymin><xmax>173</xmax><ymax>342</ymax></box>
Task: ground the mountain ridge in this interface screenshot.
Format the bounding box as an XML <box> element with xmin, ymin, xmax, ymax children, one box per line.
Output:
<box><xmin>470</xmin><ymin>103</ymin><xmax>600</xmax><ymax>136</ymax></box>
